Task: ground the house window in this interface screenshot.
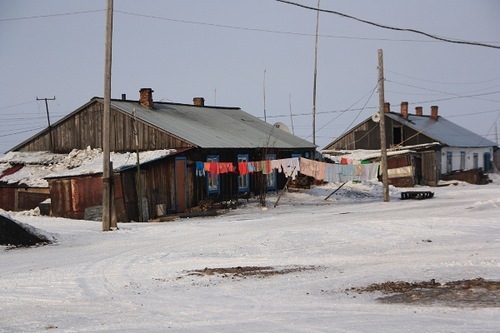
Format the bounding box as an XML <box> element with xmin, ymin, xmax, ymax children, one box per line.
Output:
<box><xmin>446</xmin><ymin>151</ymin><xmax>453</xmax><ymax>173</ymax></box>
<box><xmin>392</xmin><ymin>126</ymin><xmax>403</xmax><ymax>146</ymax></box>
<box><xmin>266</xmin><ymin>154</ymin><xmax>277</xmax><ymax>191</ymax></box>
<box><xmin>207</xmin><ymin>155</ymin><xmax>220</xmax><ymax>194</ymax></box>
<box><xmin>237</xmin><ymin>154</ymin><xmax>249</xmax><ymax>192</ymax></box>
<box><xmin>473</xmin><ymin>153</ymin><xmax>478</xmax><ymax>169</ymax></box>
<box><xmin>460</xmin><ymin>151</ymin><xmax>466</xmax><ymax>170</ymax></box>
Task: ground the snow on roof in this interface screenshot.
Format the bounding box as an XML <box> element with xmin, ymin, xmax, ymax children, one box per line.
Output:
<box><xmin>0</xmin><ymin>147</ymin><xmax>177</xmax><ymax>187</ymax></box>
<box><xmin>322</xmin><ymin>143</ymin><xmax>441</xmax><ymax>163</ymax></box>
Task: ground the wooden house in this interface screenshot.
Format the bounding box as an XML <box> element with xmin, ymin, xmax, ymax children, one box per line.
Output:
<box><xmin>322</xmin><ymin>102</ymin><xmax>497</xmax><ymax>186</ymax></box>
<box><xmin>6</xmin><ymin>88</ymin><xmax>316</xmax><ymax>219</ymax></box>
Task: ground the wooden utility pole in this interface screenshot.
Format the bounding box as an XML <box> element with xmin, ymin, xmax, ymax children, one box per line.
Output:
<box><xmin>311</xmin><ymin>0</ymin><xmax>320</xmax><ymax>146</ymax></box>
<box><xmin>132</xmin><ymin>108</ymin><xmax>143</xmax><ymax>222</ymax></box>
<box><xmin>36</xmin><ymin>96</ymin><xmax>55</xmax><ymax>152</ymax></box>
<box><xmin>377</xmin><ymin>49</ymin><xmax>390</xmax><ymax>202</ymax></box>
<box><xmin>102</xmin><ymin>0</ymin><xmax>114</xmax><ymax>231</ymax></box>
<box><xmin>289</xmin><ymin>93</ymin><xmax>295</xmax><ymax>135</ymax></box>
<box><xmin>263</xmin><ymin>69</ymin><xmax>267</xmax><ymax>122</ymax></box>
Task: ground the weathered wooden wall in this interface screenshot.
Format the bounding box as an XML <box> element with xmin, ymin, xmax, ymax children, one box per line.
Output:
<box><xmin>17</xmin><ymin>101</ymin><xmax>193</xmax><ymax>153</ymax></box>
<box><xmin>325</xmin><ymin>115</ymin><xmax>437</xmax><ymax>150</ymax></box>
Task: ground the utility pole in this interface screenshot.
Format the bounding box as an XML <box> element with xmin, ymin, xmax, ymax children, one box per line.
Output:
<box><xmin>102</xmin><ymin>0</ymin><xmax>114</xmax><ymax>231</ymax></box>
<box><xmin>378</xmin><ymin>49</ymin><xmax>390</xmax><ymax>202</ymax></box>
<box><xmin>36</xmin><ymin>96</ymin><xmax>55</xmax><ymax>152</ymax></box>
<box><xmin>263</xmin><ymin>69</ymin><xmax>267</xmax><ymax>122</ymax></box>
<box><xmin>311</xmin><ymin>0</ymin><xmax>320</xmax><ymax>146</ymax></box>
<box><xmin>289</xmin><ymin>93</ymin><xmax>295</xmax><ymax>135</ymax></box>
<box><xmin>132</xmin><ymin>108</ymin><xmax>143</xmax><ymax>222</ymax></box>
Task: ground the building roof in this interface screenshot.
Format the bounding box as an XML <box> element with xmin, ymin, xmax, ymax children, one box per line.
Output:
<box><xmin>0</xmin><ymin>148</ymin><xmax>178</xmax><ymax>187</ymax></box>
<box><xmin>385</xmin><ymin>113</ymin><xmax>497</xmax><ymax>148</ymax></box>
<box><xmin>104</xmin><ymin>98</ymin><xmax>316</xmax><ymax>149</ymax></box>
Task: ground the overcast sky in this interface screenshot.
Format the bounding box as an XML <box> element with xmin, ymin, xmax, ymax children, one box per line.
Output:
<box><xmin>1</xmin><ymin>0</ymin><xmax>499</xmax><ymax>154</ymax></box>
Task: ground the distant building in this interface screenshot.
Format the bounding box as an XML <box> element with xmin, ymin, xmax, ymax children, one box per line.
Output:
<box><xmin>323</xmin><ymin>102</ymin><xmax>497</xmax><ymax>186</ymax></box>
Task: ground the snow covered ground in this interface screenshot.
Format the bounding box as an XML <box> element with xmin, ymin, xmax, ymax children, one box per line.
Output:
<box><xmin>1</xmin><ymin>178</ymin><xmax>499</xmax><ymax>332</ymax></box>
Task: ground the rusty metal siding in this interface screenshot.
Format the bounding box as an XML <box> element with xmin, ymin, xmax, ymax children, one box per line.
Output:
<box><xmin>48</xmin><ymin>179</ymin><xmax>73</xmax><ymax>218</ymax></box>
<box><xmin>70</xmin><ymin>176</ymin><xmax>102</xmax><ymax>219</ymax></box>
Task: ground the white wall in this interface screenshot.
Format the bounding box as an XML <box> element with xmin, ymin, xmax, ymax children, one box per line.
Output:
<box><xmin>440</xmin><ymin>147</ymin><xmax>494</xmax><ymax>174</ymax></box>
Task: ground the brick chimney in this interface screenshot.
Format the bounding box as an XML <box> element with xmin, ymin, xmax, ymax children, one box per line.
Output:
<box><xmin>139</xmin><ymin>88</ymin><xmax>154</xmax><ymax>108</ymax></box>
<box><xmin>430</xmin><ymin>105</ymin><xmax>439</xmax><ymax>121</ymax></box>
<box><xmin>415</xmin><ymin>106</ymin><xmax>423</xmax><ymax>116</ymax></box>
<box><xmin>384</xmin><ymin>102</ymin><xmax>390</xmax><ymax>113</ymax></box>
<box><xmin>400</xmin><ymin>101</ymin><xmax>409</xmax><ymax>119</ymax></box>
<box><xmin>193</xmin><ymin>97</ymin><xmax>205</xmax><ymax>106</ymax></box>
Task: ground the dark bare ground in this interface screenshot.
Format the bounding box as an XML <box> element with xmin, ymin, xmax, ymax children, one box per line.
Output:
<box><xmin>348</xmin><ymin>278</ymin><xmax>500</xmax><ymax>308</ymax></box>
<box><xmin>185</xmin><ymin>265</ymin><xmax>316</xmax><ymax>279</ymax></box>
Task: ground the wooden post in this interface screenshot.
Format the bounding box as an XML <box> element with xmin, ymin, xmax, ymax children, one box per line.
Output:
<box><xmin>324</xmin><ymin>181</ymin><xmax>347</xmax><ymax>200</ymax></box>
<box><xmin>102</xmin><ymin>0</ymin><xmax>114</xmax><ymax>231</ymax></box>
<box><xmin>36</xmin><ymin>96</ymin><xmax>55</xmax><ymax>152</ymax></box>
<box><xmin>273</xmin><ymin>166</ymin><xmax>297</xmax><ymax>208</ymax></box>
<box><xmin>378</xmin><ymin>49</ymin><xmax>390</xmax><ymax>202</ymax></box>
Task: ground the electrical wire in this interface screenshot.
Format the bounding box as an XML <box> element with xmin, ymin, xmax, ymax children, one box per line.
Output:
<box><xmin>275</xmin><ymin>0</ymin><xmax>500</xmax><ymax>50</ymax></box>
<box><xmin>0</xmin><ymin>9</ymin><xmax>105</xmax><ymax>22</ymax></box>
<box><xmin>115</xmin><ymin>10</ymin><xmax>454</xmax><ymax>44</ymax></box>
<box><xmin>385</xmin><ymin>69</ymin><xmax>500</xmax><ymax>86</ymax></box>
<box><xmin>387</xmin><ymin>80</ymin><xmax>500</xmax><ymax>103</ymax></box>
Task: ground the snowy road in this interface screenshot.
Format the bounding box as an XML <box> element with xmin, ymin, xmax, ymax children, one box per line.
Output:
<box><xmin>1</xmin><ymin>180</ymin><xmax>499</xmax><ymax>332</ymax></box>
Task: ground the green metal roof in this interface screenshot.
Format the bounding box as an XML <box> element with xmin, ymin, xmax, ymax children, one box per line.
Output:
<box><xmin>108</xmin><ymin>99</ymin><xmax>316</xmax><ymax>149</ymax></box>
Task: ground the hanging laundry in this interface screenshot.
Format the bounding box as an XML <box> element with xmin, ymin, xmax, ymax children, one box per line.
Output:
<box><xmin>324</xmin><ymin>163</ymin><xmax>341</xmax><ymax>183</ymax></box>
<box><xmin>299</xmin><ymin>158</ymin><xmax>325</xmax><ymax>181</ymax></box>
<box><xmin>278</xmin><ymin>157</ymin><xmax>300</xmax><ymax>180</ymax></box>
<box><xmin>218</xmin><ymin>162</ymin><xmax>235</xmax><ymax>174</ymax></box>
<box><xmin>195</xmin><ymin>161</ymin><xmax>205</xmax><ymax>177</ymax></box>
<box><xmin>209</xmin><ymin>162</ymin><xmax>219</xmax><ymax>174</ymax></box>
<box><xmin>262</xmin><ymin>160</ymin><xmax>273</xmax><ymax>174</ymax></box>
<box><xmin>238</xmin><ymin>161</ymin><xmax>249</xmax><ymax>175</ymax></box>
<box><xmin>247</xmin><ymin>161</ymin><xmax>257</xmax><ymax>173</ymax></box>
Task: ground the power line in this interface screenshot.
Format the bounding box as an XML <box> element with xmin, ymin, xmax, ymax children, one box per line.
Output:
<box><xmin>0</xmin><ymin>126</ymin><xmax>45</xmax><ymax>138</ymax></box>
<box><xmin>0</xmin><ymin>9</ymin><xmax>105</xmax><ymax>22</ymax></box>
<box><xmin>115</xmin><ymin>10</ymin><xmax>460</xmax><ymax>44</ymax></box>
<box><xmin>387</xmin><ymin>80</ymin><xmax>500</xmax><ymax>103</ymax></box>
<box><xmin>385</xmin><ymin>69</ymin><xmax>500</xmax><ymax>86</ymax></box>
<box><xmin>276</xmin><ymin>0</ymin><xmax>500</xmax><ymax>50</ymax></box>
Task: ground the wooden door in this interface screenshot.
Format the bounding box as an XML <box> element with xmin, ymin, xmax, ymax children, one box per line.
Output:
<box><xmin>175</xmin><ymin>157</ymin><xmax>187</xmax><ymax>213</ymax></box>
<box><xmin>421</xmin><ymin>151</ymin><xmax>437</xmax><ymax>186</ymax></box>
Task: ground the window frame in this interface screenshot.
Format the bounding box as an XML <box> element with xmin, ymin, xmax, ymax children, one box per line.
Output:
<box><xmin>237</xmin><ymin>154</ymin><xmax>250</xmax><ymax>192</ymax></box>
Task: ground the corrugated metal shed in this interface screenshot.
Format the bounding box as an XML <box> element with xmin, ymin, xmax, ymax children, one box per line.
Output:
<box><xmin>386</xmin><ymin>113</ymin><xmax>496</xmax><ymax>148</ymax></box>
<box><xmin>107</xmin><ymin>99</ymin><xmax>316</xmax><ymax>149</ymax></box>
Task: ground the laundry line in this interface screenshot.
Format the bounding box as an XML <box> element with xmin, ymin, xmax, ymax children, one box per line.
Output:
<box><xmin>195</xmin><ymin>157</ymin><xmax>379</xmax><ymax>183</ymax></box>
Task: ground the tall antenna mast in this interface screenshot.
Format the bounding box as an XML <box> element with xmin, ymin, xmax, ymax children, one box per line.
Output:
<box><xmin>312</xmin><ymin>0</ymin><xmax>320</xmax><ymax>145</ymax></box>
